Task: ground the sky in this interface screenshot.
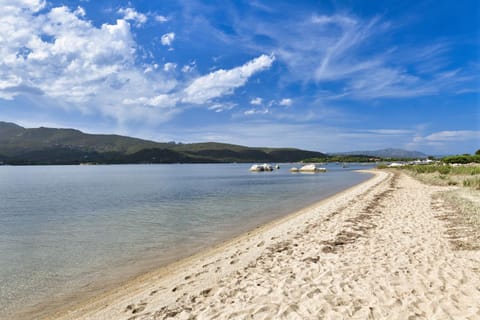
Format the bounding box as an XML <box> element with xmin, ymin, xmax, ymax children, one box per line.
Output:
<box><xmin>0</xmin><ymin>0</ymin><xmax>479</xmax><ymax>155</ymax></box>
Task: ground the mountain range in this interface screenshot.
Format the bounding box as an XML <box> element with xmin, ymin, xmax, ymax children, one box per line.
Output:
<box><xmin>0</xmin><ymin>121</ymin><xmax>326</xmax><ymax>165</ymax></box>
<box><xmin>0</xmin><ymin>121</ymin><xmax>429</xmax><ymax>165</ymax></box>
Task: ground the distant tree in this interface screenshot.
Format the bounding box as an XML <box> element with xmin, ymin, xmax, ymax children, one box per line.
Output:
<box><xmin>476</xmin><ymin>149</ymin><xmax>480</xmax><ymax>156</ymax></box>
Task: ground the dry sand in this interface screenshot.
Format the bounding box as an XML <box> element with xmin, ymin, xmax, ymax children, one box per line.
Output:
<box><xmin>43</xmin><ymin>170</ymin><xmax>480</xmax><ymax>319</ymax></box>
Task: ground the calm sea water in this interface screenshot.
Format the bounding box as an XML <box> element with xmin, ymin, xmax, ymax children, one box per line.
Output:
<box><xmin>0</xmin><ymin>163</ymin><xmax>373</xmax><ymax>318</ymax></box>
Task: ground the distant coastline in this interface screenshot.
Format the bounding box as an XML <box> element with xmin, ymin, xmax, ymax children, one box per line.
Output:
<box><xmin>0</xmin><ymin>121</ymin><xmax>430</xmax><ymax>166</ymax></box>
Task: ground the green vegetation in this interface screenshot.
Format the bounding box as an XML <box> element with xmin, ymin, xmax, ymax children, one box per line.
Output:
<box><xmin>378</xmin><ymin>150</ymin><xmax>480</xmax><ymax>188</ymax></box>
<box><xmin>0</xmin><ymin>121</ymin><xmax>326</xmax><ymax>165</ymax></box>
<box><xmin>442</xmin><ymin>154</ymin><xmax>480</xmax><ymax>164</ymax></box>
<box><xmin>336</xmin><ymin>148</ymin><xmax>427</xmax><ymax>159</ymax></box>
<box><xmin>434</xmin><ymin>190</ymin><xmax>480</xmax><ymax>250</ymax></box>
<box><xmin>463</xmin><ymin>177</ymin><xmax>480</xmax><ymax>190</ymax></box>
<box><xmin>402</xmin><ymin>164</ymin><xmax>480</xmax><ymax>175</ymax></box>
<box><xmin>303</xmin><ymin>155</ymin><xmax>379</xmax><ymax>163</ymax></box>
<box><xmin>394</xmin><ymin>164</ymin><xmax>480</xmax><ymax>190</ymax></box>
<box><xmin>379</xmin><ymin>150</ymin><xmax>480</xmax><ymax>250</ymax></box>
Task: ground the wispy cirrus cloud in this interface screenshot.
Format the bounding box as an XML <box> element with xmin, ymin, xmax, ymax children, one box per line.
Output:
<box><xmin>424</xmin><ymin>130</ymin><xmax>480</xmax><ymax>142</ymax></box>
<box><xmin>407</xmin><ymin>130</ymin><xmax>480</xmax><ymax>153</ymax></box>
<box><xmin>200</xmin><ymin>4</ymin><xmax>477</xmax><ymax>101</ymax></box>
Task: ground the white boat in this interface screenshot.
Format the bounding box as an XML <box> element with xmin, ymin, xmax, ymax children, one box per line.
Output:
<box><xmin>289</xmin><ymin>167</ymin><xmax>299</xmax><ymax>172</ymax></box>
<box><xmin>299</xmin><ymin>164</ymin><xmax>327</xmax><ymax>172</ymax></box>
<box><xmin>249</xmin><ymin>163</ymin><xmax>274</xmax><ymax>172</ymax></box>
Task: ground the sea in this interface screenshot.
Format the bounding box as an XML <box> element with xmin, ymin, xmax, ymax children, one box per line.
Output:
<box><xmin>0</xmin><ymin>163</ymin><xmax>373</xmax><ymax>318</ymax></box>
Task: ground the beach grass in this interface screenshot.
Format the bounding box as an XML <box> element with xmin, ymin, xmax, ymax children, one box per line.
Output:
<box><xmin>389</xmin><ymin>163</ymin><xmax>480</xmax><ymax>250</ymax></box>
<box><xmin>434</xmin><ymin>189</ymin><xmax>480</xmax><ymax>250</ymax></box>
<box><xmin>393</xmin><ymin>164</ymin><xmax>480</xmax><ymax>189</ymax></box>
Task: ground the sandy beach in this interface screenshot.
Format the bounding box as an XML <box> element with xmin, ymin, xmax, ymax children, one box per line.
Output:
<box><xmin>36</xmin><ymin>170</ymin><xmax>480</xmax><ymax>319</ymax></box>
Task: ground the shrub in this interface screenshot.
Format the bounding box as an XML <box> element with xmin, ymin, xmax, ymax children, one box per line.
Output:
<box><xmin>464</xmin><ymin>177</ymin><xmax>480</xmax><ymax>190</ymax></box>
<box><xmin>438</xmin><ymin>166</ymin><xmax>451</xmax><ymax>175</ymax></box>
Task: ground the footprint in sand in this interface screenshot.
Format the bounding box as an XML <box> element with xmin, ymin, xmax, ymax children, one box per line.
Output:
<box><xmin>200</xmin><ymin>288</ymin><xmax>213</xmax><ymax>297</ymax></box>
<box><xmin>125</xmin><ymin>302</ymin><xmax>147</xmax><ymax>314</ymax></box>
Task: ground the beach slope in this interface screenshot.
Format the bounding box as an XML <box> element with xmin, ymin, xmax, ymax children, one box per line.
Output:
<box><xmin>48</xmin><ymin>170</ymin><xmax>480</xmax><ymax>319</ymax></box>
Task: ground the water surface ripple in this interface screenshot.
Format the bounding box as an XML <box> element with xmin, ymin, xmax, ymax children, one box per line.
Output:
<box><xmin>0</xmin><ymin>163</ymin><xmax>372</xmax><ymax>317</ymax></box>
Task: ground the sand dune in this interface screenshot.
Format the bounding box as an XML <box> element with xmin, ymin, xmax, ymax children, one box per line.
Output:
<box><xmin>48</xmin><ymin>170</ymin><xmax>480</xmax><ymax>319</ymax></box>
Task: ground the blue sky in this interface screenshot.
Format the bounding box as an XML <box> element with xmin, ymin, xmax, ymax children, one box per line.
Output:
<box><xmin>0</xmin><ymin>0</ymin><xmax>478</xmax><ymax>154</ymax></box>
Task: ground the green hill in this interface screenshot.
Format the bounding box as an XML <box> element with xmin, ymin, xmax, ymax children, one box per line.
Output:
<box><xmin>0</xmin><ymin>121</ymin><xmax>326</xmax><ymax>165</ymax></box>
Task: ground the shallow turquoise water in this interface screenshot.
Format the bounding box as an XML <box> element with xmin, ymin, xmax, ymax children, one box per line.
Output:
<box><xmin>0</xmin><ymin>163</ymin><xmax>373</xmax><ymax>317</ymax></box>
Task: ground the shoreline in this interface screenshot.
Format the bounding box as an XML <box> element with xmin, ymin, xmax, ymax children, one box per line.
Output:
<box><xmin>20</xmin><ymin>169</ymin><xmax>480</xmax><ymax>319</ymax></box>
<box><xmin>16</xmin><ymin>170</ymin><xmax>380</xmax><ymax>320</ymax></box>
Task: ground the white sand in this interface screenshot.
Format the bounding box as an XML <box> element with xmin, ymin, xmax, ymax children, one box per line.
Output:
<box><xmin>44</xmin><ymin>170</ymin><xmax>480</xmax><ymax>319</ymax></box>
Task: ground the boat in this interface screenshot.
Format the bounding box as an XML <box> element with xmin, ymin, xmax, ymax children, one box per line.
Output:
<box><xmin>289</xmin><ymin>167</ymin><xmax>299</xmax><ymax>172</ymax></box>
<box><xmin>299</xmin><ymin>164</ymin><xmax>327</xmax><ymax>173</ymax></box>
<box><xmin>249</xmin><ymin>163</ymin><xmax>274</xmax><ymax>172</ymax></box>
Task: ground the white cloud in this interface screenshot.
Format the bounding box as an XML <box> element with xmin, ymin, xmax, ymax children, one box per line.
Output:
<box><xmin>122</xmin><ymin>94</ymin><xmax>177</xmax><ymax>108</ymax></box>
<box><xmin>250</xmin><ymin>97</ymin><xmax>262</xmax><ymax>105</ymax></box>
<box><xmin>1</xmin><ymin>0</ymin><xmax>46</xmax><ymax>12</ymax></box>
<box><xmin>155</xmin><ymin>15</ymin><xmax>168</xmax><ymax>23</ymax></box>
<box><xmin>425</xmin><ymin>130</ymin><xmax>480</xmax><ymax>142</ymax></box>
<box><xmin>0</xmin><ymin>5</ymin><xmax>138</xmax><ymax>101</ymax></box>
<box><xmin>1</xmin><ymin>3</ymin><xmax>275</xmax><ymax>123</ymax></box>
<box><xmin>222</xmin><ymin>9</ymin><xmax>475</xmax><ymax>100</ymax></box>
<box><xmin>406</xmin><ymin>130</ymin><xmax>480</xmax><ymax>154</ymax></box>
<box><xmin>0</xmin><ymin>2</ymin><xmax>180</xmax><ymax>122</ymax></box>
<box><xmin>208</xmin><ymin>102</ymin><xmax>236</xmax><ymax>112</ymax></box>
<box><xmin>143</xmin><ymin>64</ymin><xmax>159</xmax><ymax>73</ymax></box>
<box><xmin>311</xmin><ymin>14</ymin><xmax>356</xmax><ymax>26</ymax></box>
<box><xmin>73</xmin><ymin>6</ymin><xmax>86</xmax><ymax>17</ymax></box>
<box><xmin>161</xmin><ymin>32</ymin><xmax>175</xmax><ymax>46</ymax></box>
<box><xmin>163</xmin><ymin>62</ymin><xmax>177</xmax><ymax>72</ymax></box>
<box><xmin>364</xmin><ymin>129</ymin><xmax>413</xmax><ymax>135</ymax></box>
<box><xmin>182</xmin><ymin>62</ymin><xmax>196</xmax><ymax>73</ymax></box>
<box><xmin>244</xmin><ymin>108</ymin><xmax>270</xmax><ymax>116</ymax></box>
<box><xmin>121</xmin><ymin>55</ymin><xmax>274</xmax><ymax>111</ymax></box>
<box><xmin>279</xmin><ymin>98</ymin><xmax>292</xmax><ymax>106</ymax></box>
<box><xmin>182</xmin><ymin>54</ymin><xmax>275</xmax><ymax>104</ymax></box>
<box><xmin>182</xmin><ymin>65</ymin><xmax>193</xmax><ymax>73</ymax></box>
<box><xmin>118</xmin><ymin>7</ymin><xmax>147</xmax><ymax>26</ymax></box>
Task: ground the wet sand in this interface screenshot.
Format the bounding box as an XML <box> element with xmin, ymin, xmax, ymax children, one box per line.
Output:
<box><xmin>30</xmin><ymin>170</ymin><xmax>480</xmax><ymax>319</ymax></box>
